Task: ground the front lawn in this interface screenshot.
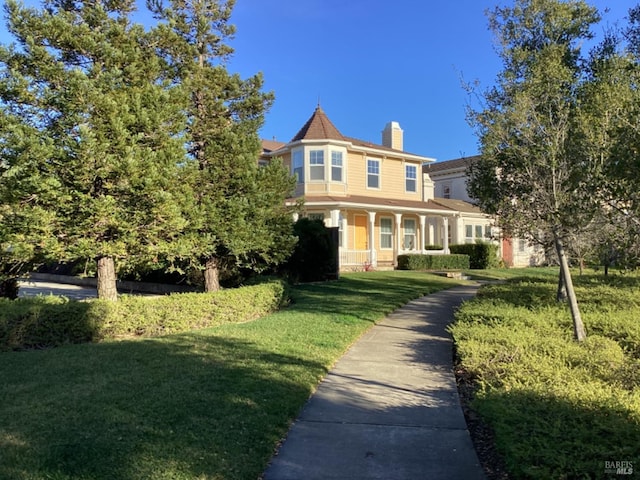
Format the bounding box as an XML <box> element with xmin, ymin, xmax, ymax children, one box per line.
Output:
<box><xmin>0</xmin><ymin>271</ymin><xmax>461</xmax><ymax>480</ymax></box>
<box><xmin>450</xmin><ymin>270</ymin><xmax>640</xmax><ymax>479</ymax></box>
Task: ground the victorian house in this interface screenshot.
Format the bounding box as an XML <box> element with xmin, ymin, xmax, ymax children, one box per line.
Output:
<box><xmin>260</xmin><ymin>106</ymin><xmax>494</xmax><ymax>270</ymax></box>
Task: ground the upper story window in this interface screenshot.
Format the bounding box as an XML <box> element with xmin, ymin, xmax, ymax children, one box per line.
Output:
<box><xmin>367</xmin><ymin>159</ymin><xmax>380</xmax><ymax>189</ymax></box>
<box><xmin>309</xmin><ymin>150</ymin><xmax>325</xmax><ymax>181</ymax></box>
<box><xmin>331</xmin><ymin>151</ymin><xmax>343</xmax><ymax>182</ymax></box>
<box><xmin>405</xmin><ymin>164</ymin><xmax>417</xmax><ymax>192</ymax></box>
<box><xmin>293</xmin><ymin>150</ymin><xmax>304</xmax><ymax>183</ymax></box>
<box><xmin>443</xmin><ymin>183</ymin><xmax>451</xmax><ymax>199</ymax></box>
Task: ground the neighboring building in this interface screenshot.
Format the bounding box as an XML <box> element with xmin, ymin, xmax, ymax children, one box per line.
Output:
<box><xmin>260</xmin><ymin>106</ymin><xmax>494</xmax><ymax>270</ymax></box>
<box><xmin>426</xmin><ymin>156</ymin><xmax>546</xmax><ymax>267</ymax></box>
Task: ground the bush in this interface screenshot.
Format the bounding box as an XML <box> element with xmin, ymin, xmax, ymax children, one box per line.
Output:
<box><xmin>284</xmin><ymin>218</ymin><xmax>338</xmax><ymax>283</ymax></box>
<box><xmin>450</xmin><ymin>242</ymin><xmax>500</xmax><ymax>269</ymax></box>
<box><xmin>0</xmin><ymin>280</ymin><xmax>287</xmax><ymax>350</ymax></box>
<box><xmin>397</xmin><ymin>254</ymin><xmax>470</xmax><ymax>270</ymax></box>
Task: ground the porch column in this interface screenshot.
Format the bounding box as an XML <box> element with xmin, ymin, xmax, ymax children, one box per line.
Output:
<box><xmin>419</xmin><ymin>215</ymin><xmax>426</xmax><ymax>253</ymax></box>
<box><xmin>330</xmin><ymin>209</ymin><xmax>340</xmax><ymax>228</ymax></box>
<box><xmin>427</xmin><ymin>218</ymin><xmax>436</xmax><ymax>247</ymax></box>
<box><xmin>454</xmin><ymin>214</ymin><xmax>464</xmax><ymax>245</ymax></box>
<box><xmin>442</xmin><ymin>217</ymin><xmax>449</xmax><ymax>253</ymax></box>
<box><xmin>340</xmin><ymin>213</ymin><xmax>348</xmax><ymax>249</ymax></box>
<box><xmin>394</xmin><ymin>213</ymin><xmax>402</xmax><ymax>262</ymax></box>
<box><xmin>292</xmin><ymin>212</ymin><xmax>299</xmax><ymax>222</ymax></box>
<box><xmin>368</xmin><ymin>211</ymin><xmax>377</xmax><ymax>266</ymax></box>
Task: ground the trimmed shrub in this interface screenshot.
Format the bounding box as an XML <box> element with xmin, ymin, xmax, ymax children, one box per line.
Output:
<box><xmin>285</xmin><ymin>218</ymin><xmax>338</xmax><ymax>283</ymax></box>
<box><xmin>397</xmin><ymin>254</ymin><xmax>470</xmax><ymax>270</ymax></box>
<box><xmin>450</xmin><ymin>242</ymin><xmax>500</xmax><ymax>269</ymax></box>
<box><xmin>0</xmin><ymin>280</ymin><xmax>287</xmax><ymax>350</ymax></box>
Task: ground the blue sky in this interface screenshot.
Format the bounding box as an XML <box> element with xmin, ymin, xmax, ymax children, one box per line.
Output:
<box><xmin>0</xmin><ymin>0</ymin><xmax>633</xmax><ymax>161</ymax></box>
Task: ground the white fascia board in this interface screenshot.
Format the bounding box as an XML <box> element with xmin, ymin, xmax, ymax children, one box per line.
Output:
<box><xmin>296</xmin><ymin>199</ymin><xmax>458</xmax><ymax>216</ymax></box>
<box><xmin>350</xmin><ymin>145</ymin><xmax>434</xmax><ymax>163</ymax></box>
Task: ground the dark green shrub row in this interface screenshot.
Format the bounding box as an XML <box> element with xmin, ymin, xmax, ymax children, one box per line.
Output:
<box><xmin>397</xmin><ymin>254</ymin><xmax>470</xmax><ymax>270</ymax></box>
<box><xmin>449</xmin><ymin>242</ymin><xmax>500</xmax><ymax>269</ymax></box>
<box><xmin>0</xmin><ymin>281</ymin><xmax>287</xmax><ymax>350</ymax></box>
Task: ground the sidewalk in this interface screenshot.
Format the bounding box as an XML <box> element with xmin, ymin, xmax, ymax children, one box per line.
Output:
<box><xmin>263</xmin><ymin>284</ymin><xmax>485</xmax><ymax>480</ymax></box>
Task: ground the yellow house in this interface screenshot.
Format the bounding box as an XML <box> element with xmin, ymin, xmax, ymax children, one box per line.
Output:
<box><xmin>261</xmin><ymin>106</ymin><xmax>493</xmax><ymax>270</ymax></box>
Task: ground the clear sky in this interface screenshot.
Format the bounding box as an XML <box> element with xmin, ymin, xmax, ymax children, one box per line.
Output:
<box><xmin>0</xmin><ymin>0</ymin><xmax>633</xmax><ymax>162</ymax></box>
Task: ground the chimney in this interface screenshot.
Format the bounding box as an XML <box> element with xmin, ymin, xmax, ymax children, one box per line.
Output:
<box><xmin>382</xmin><ymin>121</ymin><xmax>403</xmax><ymax>150</ymax></box>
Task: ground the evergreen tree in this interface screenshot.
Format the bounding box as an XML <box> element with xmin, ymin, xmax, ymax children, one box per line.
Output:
<box><xmin>148</xmin><ymin>0</ymin><xmax>298</xmax><ymax>291</ymax></box>
<box><xmin>0</xmin><ymin>0</ymin><xmax>187</xmax><ymax>300</ymax></box>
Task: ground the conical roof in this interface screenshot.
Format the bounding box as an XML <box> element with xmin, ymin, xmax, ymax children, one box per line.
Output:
<box><xmin>291</xmin><ymin>106</ymin><xmax>345</xmax><ymax>142</ymax></box>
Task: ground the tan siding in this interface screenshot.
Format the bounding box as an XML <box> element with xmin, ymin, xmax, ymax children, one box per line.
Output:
<box><xmin>345</xmin><ymin>151</ymin><xmax>421</xmax><ymax>200</ymax></box>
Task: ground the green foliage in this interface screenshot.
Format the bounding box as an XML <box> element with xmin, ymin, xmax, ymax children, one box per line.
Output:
<box><xmin>0</xmin><ymin>271</ymin><xmax>461</xmax><ymax>480</ymax></box>
<box><xmin>147</xmin><ymin>0</ymin><xmax>298</xmax><ymax>290</ymax></box>
<box><xmin>450</xmin><ymin>243</ymin><xmax>499</xmax><ymax>269</ymax></box>
<box><xmin>450</xmin><ymin>272</ymin><xmax>640</xmax><ymax>478</ymax></box>
<box><xmin>397</xmin><ymin>253</ymin><xmax>470</xmax><ymax>270</ymax></box>
<box><xmin>0</xmin><ymin>0</ymin><xmax>189</xmax><ymax>298</ymax></box>
<box><xmin>0</xmin><ymin>281</ymin><xmax>287</xmax><ymax>350</ymax></box>
<box><xmin>284</xmin><ymin>218</ymin><xmax>338</xmax><ymax>283</ymax></box>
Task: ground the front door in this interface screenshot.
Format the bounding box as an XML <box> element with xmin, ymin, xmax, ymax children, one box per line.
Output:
<box><xmin>354</xmin><ymin>215</ymin><xmax>368</xmax><ymax>250</ymax></box>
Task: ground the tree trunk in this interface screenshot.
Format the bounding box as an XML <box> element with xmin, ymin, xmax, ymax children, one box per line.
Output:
<box><xmin>204</xmin><ymin>256</ymin><xmax>221</xmax><ymax>292</ymax></box>
<box><xmin>97</xmin><ymin>256</ymin><xmax>118</xmax><ymax>301</ymax></box>
<box><xmin>556</xmin><ymin>267</ymin><xmax>567</xmax><ymax>302</ymax></box>
<box><xmin>553</xmin><ymin>233</ymin><xmax>586</xmax><ymax>342</ymax></box>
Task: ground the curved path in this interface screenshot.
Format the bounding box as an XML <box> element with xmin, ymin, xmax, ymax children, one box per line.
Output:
<box><xmin>263</xmin><ymin>284</ymin><xmax>485</xmax><ymax>480</ymax></box>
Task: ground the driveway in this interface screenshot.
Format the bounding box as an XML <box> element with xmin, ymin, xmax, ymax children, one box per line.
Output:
<box><xmin>18</xmin><ymin>280</ymin><xmax>97</xmax><ymax>300</ymax></box>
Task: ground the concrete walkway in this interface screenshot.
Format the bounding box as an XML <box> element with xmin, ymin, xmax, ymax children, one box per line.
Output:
<box><xmin>263</xmin><ymin>284</ymin><xmax>485</xmax><ymax>480</ymax></box>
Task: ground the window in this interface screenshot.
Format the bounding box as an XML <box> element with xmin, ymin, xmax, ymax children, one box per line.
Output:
<box><xmin>465</xmin><ymin>225</ymin><xmax>473</xmax><ymax>240</ymax></box>
<box><xmin>309</xmin><ymin>150</ymin><xmax>324</xmax><ymax>181</ymax></box>
<box><xmin>308</xmin><ymin>213</ymin><xmax>325</xmax><ymax>222</ymax></box>
<box><xmin>380</xmin><ymin>218</ymin><xmax>393</xmax><ymax>249</ymax></box>
<box><xmin>367</xmin><ymin>159</ymin><xmax>380</xmax><ymax>188</ymax></box>
<box><xmin>404</xmin><ymin>219</ymin><xmax>416</xmax><ymax>250</ymax></box>
<box><xmin>443</xmin><ymin>184</ymin><xmax>451</xmax><ymax>199</ymax></box>
<box><xmin>331</xmin><ymin>151</ymin><xmax>343</xmax><ymax>182</ymax></box>
<box><xmin>293</xmin><ymin>150</ymin><xmax>303</xmax><ymax>183</ymax></box>
<box><xmin>518</xmin><ymin>239</ymin><xmax>526</xmax><ymax>252</ymax></box>
<box><xmin>475</xmin><ymin>225</ymin><xmax>483</xmax><ymax>239</ymax></box>
<box><xmin>405</xmin><ymin>165</ymin><xmax>417</xmax><ymax>192</ymax></box>
<box><xmin>485</xmin><ymin>225</ymin><xmax>492</xmax><ymax>239</ymax></box>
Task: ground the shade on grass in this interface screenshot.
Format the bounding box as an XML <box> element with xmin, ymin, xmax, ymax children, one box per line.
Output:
<box><xmin>0</xmin><ymin>271</ymin><xmax>460</xmax><ymax>480</ymax></box>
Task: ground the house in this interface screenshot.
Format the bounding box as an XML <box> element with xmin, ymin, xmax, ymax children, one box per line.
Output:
<box><xmin>260</xmin><ymin>106</ymin><xmax>494</xmax><ymax>270</ymax></box>
<box><xmin>426</xmin><ymin>155</ymin><xmax>546</xmax><ymax>267</ymax></box>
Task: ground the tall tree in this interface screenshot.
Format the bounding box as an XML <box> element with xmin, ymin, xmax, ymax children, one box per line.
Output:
<box><xmin>467</xmin><ymin>0</ymin><xmax>602</xmax><ymax>341</ymax></box>
<box><xmin>148</xmin><ymin>0</ymin><xmax>298</xmax><ymax>292</ymax></box>
<box><xmin>0</xmin><ymin>0</ymin><xmax>188</xmax><ymax>300</ymax></box>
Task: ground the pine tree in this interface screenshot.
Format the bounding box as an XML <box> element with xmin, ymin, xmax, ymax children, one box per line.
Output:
<box><xmin>148</xmin><ymin>0</ymin><xmax>298</xmax><ymax>291</ymax></box>
<box><xmin>0</xmin><ymin>0</ymin><xmax>188</xmax><ymax>300</ymax></box>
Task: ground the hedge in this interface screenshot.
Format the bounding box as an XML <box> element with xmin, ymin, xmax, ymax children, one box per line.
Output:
<box><xmin>396</xmin><ymin>254</ymin><xmax>470</xmax><ymax>271</ymax></box>
<box><xmin>449</xmin><ymin>243</ymin><xmax>500</xmax><ymax>269</ymax></box>
<box><xmin>0</xmin><ymin>280</ymin><xmax>287</xmax><ymax>351</ymax></box>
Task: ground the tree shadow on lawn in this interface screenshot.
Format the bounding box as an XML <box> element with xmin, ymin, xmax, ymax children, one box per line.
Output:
<box><xmin>0</xmin><ymin>332</ymin><xmax>324</xmax><ymax>480</ymax></box>
<box><xmin>470</xmin><ymin>387</ymin><xmax>640</xmax><ymax>479</ymax></box>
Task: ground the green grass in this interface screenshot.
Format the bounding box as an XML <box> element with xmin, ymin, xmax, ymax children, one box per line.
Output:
<box><xmin>450</xmin><ymin>269</ymin><xmax>640</xmax><ymax>479</ymax></box>
<box><xmin>0</xmin><ymin>271</ymin><xmax>461</xmax><ymax>480</ymax></box>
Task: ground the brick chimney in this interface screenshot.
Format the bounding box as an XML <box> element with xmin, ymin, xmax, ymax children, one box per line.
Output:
<box><xmin>382</xmin><ymin>121</ymin><xmax>403</xmax><ymax>150</ymax></box>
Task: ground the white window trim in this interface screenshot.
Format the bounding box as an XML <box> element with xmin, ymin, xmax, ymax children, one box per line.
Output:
<box><xmin>367</xmin><ymin>158</ymin><xmax>381</xmax><ymax>190</ymax></box>
<box><xmin>380</xmin><ymin>216</ymin><xmax>393</xmax><ymax>250</ymax></box>
<box><xmin>405</xmin><ymin>163</ymin><xmax>418</xmax><ymax>194</ymax></box>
